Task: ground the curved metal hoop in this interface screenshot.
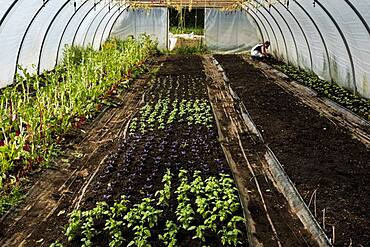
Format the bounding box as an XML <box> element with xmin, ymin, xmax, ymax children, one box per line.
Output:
<box><xmin>0</xmin><ymin>0</ymin><xmax>19</xmax><ymax>28</ymax></box>
<box><xmin>276</xmin><ymin>0</ymin><xmax>313</xmax><ymax>70</ymax></box>
<box><xmin>72</xmin><ymin>0</ymin><xmax>104</xmax><ymax>46</ymax></box>
<box><xmin>14</xmin><ymin>0</ymin><xmax>50</xmax><ymax>78</ymax></box>
<box><xmin>253</xmin><ymin>1</ymin><xmax>289</xmax><ymax>61</ymax></box>
<box><xmin>99</xmin><ymin>5</ymin><xmax>126</xmax><ymax>48</ymax></box>
<box><xmin>37</xmin><ymin>0</ymin><xmax>70</xmax><ymax>74</ymax></box>
<box><xmin>314</xmin><ymin>0</ymin><xmax>357</xmax><ymax>93</ymax></box>
<box><xmin>55</xmin><ymin>0</ymin><xmax>90</xmax><ymax>66</ymax></box>
<box><xmin>82</xmin><ymin>1</ymin><xmax>111</xmax><ymax>47</ymax></box>
<box><xmin>268</xmin><ymin>3</ymin><xmax>299</xmax><ymax>65</ymax></box>
<box><xmin>91</xmin><ymin>3</ymin><xmax>119</xmax><ymax>48</ymax></box>
<box><xmin>244</xmin><ymin>2</ymin><xmax>280</xmax><ymax>56</ymax></box>
<box><xmin>240</xmin><ymin>6</ymin><xmax>265</xmax><ymax>42</ymax></box>
<box><xmin>292</xmin><ymin>0</ymin><xmax>333</xmax><ymax>81</ymax></box>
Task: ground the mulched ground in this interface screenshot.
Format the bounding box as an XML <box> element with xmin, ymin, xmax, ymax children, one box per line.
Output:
<box><xmin>214</xmin><ymin>54</ymin><xmax>370</xmax><ymax>246</ymax></box>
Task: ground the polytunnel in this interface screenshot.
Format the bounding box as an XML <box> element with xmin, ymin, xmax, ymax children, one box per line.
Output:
<box><xmin>0</xmin><ymin>1</ymin><xmax>369</xmax><ymax>247</ymax></box>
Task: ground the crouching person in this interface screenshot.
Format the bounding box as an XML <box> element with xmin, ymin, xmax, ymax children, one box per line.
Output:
<box><xmin>251</xmin><ymin>41</ymin><xmax>271</xmax><ymax>60</ymax></box>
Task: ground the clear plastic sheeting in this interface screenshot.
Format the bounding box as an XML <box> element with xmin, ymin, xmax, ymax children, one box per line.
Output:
<box><xmin>204</xmin><ymin>8</ymin><xmax>260</xmax><ymax>53</ymax></box>
<box><xmin>246</xmin><ymin>0</ymin><xmax>370</xmax><ymax>99</ymax></box>
<box><xmin>301</xmin><ymin>1</ymin><xmax>354</xmax><ymax>92</ymax></box>
<box><xmin>73</xmin><ymin>2</ymin><xmax>107</xmax><ymax>47</ymax></box>
<box><xmin>56</xmin><ymin>1</ymin><xmax>97</xmax><ymax>64</ymax></box>
<box><xmin>272</xmin><ymin>2</ymin><xmax>312</xmax><ymax>70</ymax></box>
<box><xmin>0</xmin><ymin>1</ymin><xmax>370</xmax><ymax>99</ymax></box>
<box><xmin>0</xmin><ymin>0</ymin><xmax>128</xmax><ymax>88</ymax></box>
<box><xmin>39</xmin><ymin>1</ymin><xmax>75</xmax><ymax>73</ymax></box>
<box><xmin>110</xmin><ymin>8</ymin><xmax>168</xmax><ymax>49</ymax></box>
<box><xmin>0</xmin><ymin>0</ymin><xmax>42</xmax><ymax>87</ymax></box>
<box><xmin>17</xmin><ymin>0</ymin><xmax>69</xmax><ymax>75</ymax></box>
<box><xmin>327</xmin><ymin>0</ymin><xmax>370</xmax><ymax>99</ymax></box>
<box><xmin>92</xmin><ymin>4</ymin><xmax>121</xmax><ymax>50</ymax></box>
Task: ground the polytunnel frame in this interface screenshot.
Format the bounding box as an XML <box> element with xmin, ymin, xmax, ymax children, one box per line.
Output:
<box><xmin>242</xmin><ymin>6</ymin><xmax>271</xmax><ymax>46</ymax></box>
<box><xmin>107</xmin><ymin>5</ymin><xmax>167</xmax><ymax>40</ymax></box>
<box><xmin>343</xmin><ymin>0</ymin><xmax>370</xmax><ymax>95</ymax></box>
<box><xmin>107</xmin><ymin>6</ymin><xmax>132</xmax><ymax>38</ymax></box>
<box><xmin>55</xmin><ymin>0</ymin><xmax>90</xmax><ymax>65</ymax></box>
<box><xmin>243</xmin><ymin>3</ymin><xmax>281</xmax><ymax>57</ymax></box>
<box><xmin>344</xmin><ymin>0</ymin><xmax>370</xmax><ymax>35</ymax></box>
<box><xmin>98</xmin><ymin>5</ymin><xmax>125</xmax><ymax>49</ymax></box>
<box><xmin>82</xmin><ymin>1</ymin><xmax>112</xmax><ymax>47</ymax></box>
<box><xmin>314</xmin><ymin>0</ymin><xmax>357</xmax><ymax>93</ymax></box>
<box><xmin>0</xmin><ymin>0</ymin><xmax>48</xmax><ymax>80</ymax></box>
<box><xmin>7</xmin><ymin>0</ymin><xmax>122</xmax><ymax>78</ymax></box>
<box><xmin>266</xmin><ymin>2</ymin><xmax>299</xmax><ymax>66</ymax></box>
<box><xmin>72</xmin><ymin>0</ymin><xmax>103</xmax><ymax>46</ymax></box>
<box><xmin>0</xmin><ymin>1</ymin><xmax>18</xmax><ymax>27</ymax></box>
<box><xmin>286</xmin><ymin>0</ymin><xmax>333</xmax><ymax>81</ymax></box>
<box><xmin>87</xmin><ymin>2</ymin><xmax>129</xmax><ymax>50</ymax></box>
<box><xmin>247</xmin><ymin>0</ymin><xmax>368</xmax><ymax>94</ymax></box>
<box><xmin>253</xmin><ymin>1</ymin><xmax>289</xmax><ymax>62</ymax></box>
<box><xmin>242</xmin><ymin>8</ymin><xmax>265</xmax><ymax>43</ymax></box>
<box><xmin>37</xmin><ymin>0</ymin><xmax>71</xmax><ymax>74</ymax></box>
<box><xmin>56</xmin><ymin>1</ymin><xmax>125</xmax><ymax>66</ymax></box>
<box><xmin>275</xmin><ymin>0</ymin><xmax>313</xmax><ymax>70</ymax></box>
<box><xmin>14</xmin><ymin>0</ymin><xmax>51</xmax><ymax>79</ymax></box>
<box><xmin>91</xmin><ymin>3</ymin><xmax>119</xmax><ymax>48</ymax></box>
<box><xmin>247</xmin><ymin>0</ymin><xmax>289</xmax><ymax>62</ymax></box>
<box><xmin>244</xmin><ymin>1</ymin><xmax>306</xmax><ymax>67</ymax></box>
<box><xmin>2</xmin><ymin>0</ymin><xmax>74</xmax><ymax>78</ymax></box>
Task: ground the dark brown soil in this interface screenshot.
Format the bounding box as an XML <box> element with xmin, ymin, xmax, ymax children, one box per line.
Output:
<box><xmin>0</xmin><ymin>55</ymin><xmax>248</xmax><ymax>246</ymax></box>
<box><xmin>214</xmin><ymin>54</ymin><xmax>370</xmax><ymax>247</ymax></box>
<box><xmin>204</xmin><ymin>56</ymin><xmax>318</xmax><ymax>247</ymax></box>
<box><xmin>65</xmin><ymin>54</ymin><xmax>248</xmax><ymax>246</ymax></box>
<box><xmin>0</xmin><ymin>59</ymin><xmax>161</xmax><ymax>246</ymax></box>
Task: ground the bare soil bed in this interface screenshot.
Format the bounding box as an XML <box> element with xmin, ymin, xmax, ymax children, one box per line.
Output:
<box><xmin>214</xmin><ymin>54</ymin><xmax>370</xmax><ymax>246</ymax></box>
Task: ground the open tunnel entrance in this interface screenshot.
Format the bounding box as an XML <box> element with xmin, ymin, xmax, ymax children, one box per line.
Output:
<box><xmin>110</xmin><ymin>7</ymin><xmax>261</xmax><ymax>53</ymax></box>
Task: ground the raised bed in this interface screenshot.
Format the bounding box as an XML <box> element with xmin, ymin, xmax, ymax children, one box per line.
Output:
<box><xmin>24</xmin><ymin>55</ymin><xmax>248</xmax><ymax>246</ymax></box>
<box><xmin>214</xmin><ymin>54</ymin><xmax>370</xmax><ymax>246</ymax></box>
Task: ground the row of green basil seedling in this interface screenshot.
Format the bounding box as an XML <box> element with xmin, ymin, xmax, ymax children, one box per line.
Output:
<box><xmin>52</xmin><ymin>169</ymin><xmax>244</xmax><ymax>247</ymax></box>
<box><xmin>129</xmin><ymin>97</ymin><xmax>213</xmax><ymax>134</ymax></box>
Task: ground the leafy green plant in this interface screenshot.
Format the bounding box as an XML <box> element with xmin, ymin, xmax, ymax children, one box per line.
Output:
<box><xmin>170</xmin><ymin>27</ymin><xmax>204</xmax><ymax>35</ymax></box>
<box><xmin>0</xmin><ymin>36</ymin><xmax>157</xmax><ymax>213</ymax></box>
<box><xmin>175</xmin><ymin>170</ymin><xmax>195</xmax><ymax>230</ymax></box>
<box><xmin>218</xmin><ymin>216</ymin><xmax>245</xmax><ymax>246</ymax></box>
<box><xmin>155</xmin><ymin>169</ymin><xmax>172</xmax><ymax>206</ymax></box>
<box><xmin>49</xmin><ymin>240</ymin><xmax>64</xmax><ymax>247</ymax></box>
<box><xmin>104</xmin><ymin>196</ymin><xmax>129</xmax><ymax>247</ymax></box>
<box><xmin>170</xmin><ymin>43</ymin><xmax>208</xmax><ymax>55</ymax></box>
<box><xmin>274</xmin><ymin>63</ymin><xmax>370</xmax><ymax>120</ymax></box>
<box><xmin>57</xmin><ymin>170</ymin><xmax>245</xmax><ymax>246</ymax></box>
<box><xmin>159</xmin><ymin>220</ymin><xmax>179</xmax><ymax>246</ymax></box>
<box><xmin>0</xmin><ymin>186</ymin><xmax>23</xmax><ymax>215</ymax></box>
<box><xmin>130</xmin><ymin>96</ymin><xmax>214</xmax><ymax>134</ymax></box>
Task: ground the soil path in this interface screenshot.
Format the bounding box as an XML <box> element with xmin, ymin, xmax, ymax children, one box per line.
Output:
<box><xmin>214</xmin><ymin>54</ymin><xmax>370</xmax><ymax>246</ymax></box>
<box><xmin>0</xmin><ymin>62</ymin><xmax>159</xmax><ymax>246</ymax></box>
